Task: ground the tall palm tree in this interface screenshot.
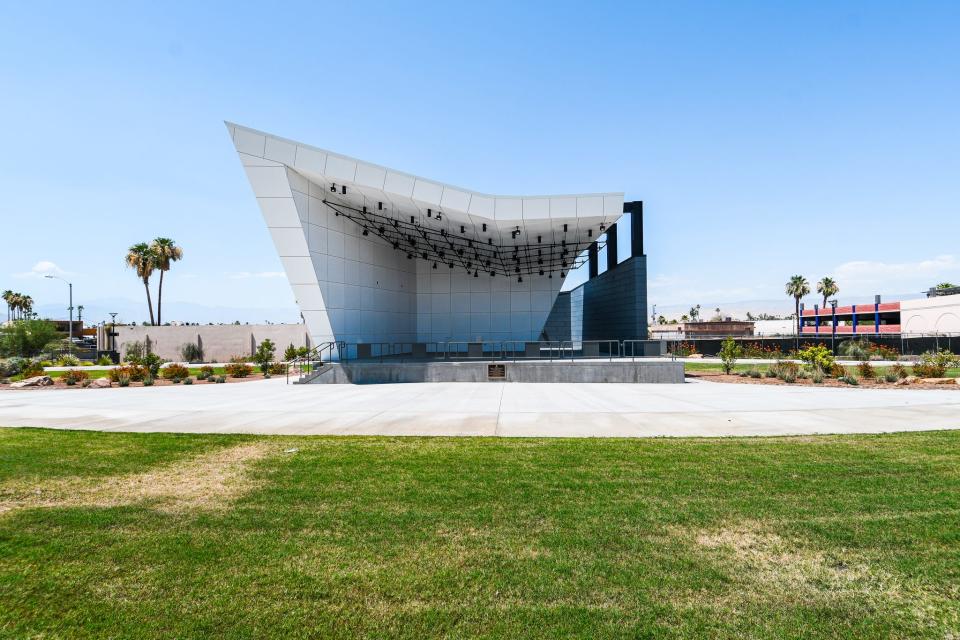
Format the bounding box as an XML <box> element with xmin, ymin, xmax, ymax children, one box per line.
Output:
<box><xmin>2</xmin><ymin>290</ymin><xmax>12</xmax><ymax>323</ymax></box>
<box><xmin>150</xmin><ymin>238</ymin><xmax>183</xmax><ymax>325</ymax></box>
<box><xmin>786</xmin><ymin>275</ymin><xmax>811</xmax><ymax>336</ymax></box>
<box><xmin>816</xmin><ymin>276</ymin><xmax>839</xmax><ymax>308</ymax></box>
<box><xmin>126</xmin><ymin>243</ymin><xmax>157</xmax><ymax>325</ymax></box>
<box><xmin>20</xmin><ymin>295</ymin><xmax>33</xmax><ymax>319</ymax></box>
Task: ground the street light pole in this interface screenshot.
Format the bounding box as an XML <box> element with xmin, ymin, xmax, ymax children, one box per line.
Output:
<box><xmin>45</xmin><ymin>275</ymin><xmax>73</xmax><ymax>347</ymax></box>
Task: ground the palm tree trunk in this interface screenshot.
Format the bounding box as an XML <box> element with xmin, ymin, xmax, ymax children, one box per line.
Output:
<box><xmin>157</xmin><ymin>270</ymin><xmax>164</xmax><ymax>325</ymax></box>
<box><xmin>143</xmin><ymin>280</ymin><xmax>156</xmax><ymax>325</ymax></box>
<box><xmin>795</xmin><ymin>298</ymin><xmax>801</xmax><ymax>336</ymax></box>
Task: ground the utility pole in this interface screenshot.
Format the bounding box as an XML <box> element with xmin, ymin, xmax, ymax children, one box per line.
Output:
<box><xmin>45</xmin><ymin>275</ymin><xmax>73</xmax><ymax>348</ymax></box>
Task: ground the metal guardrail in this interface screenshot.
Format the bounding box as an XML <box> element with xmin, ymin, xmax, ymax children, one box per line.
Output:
<box><xmin>285</xmin><ymin>341</ymin><xmax>343</xmax><ymax>384</ymax></box>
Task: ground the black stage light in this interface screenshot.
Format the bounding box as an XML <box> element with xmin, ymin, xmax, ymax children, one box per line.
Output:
<box><xmin>537</xmin><ymin>235</ymin><xmax>542</xmax><ymax>243</ymax></box>
<box><xmin>460</xmin><ymin>226</ymin><xmax>465</xmax><ymax>234</ymax></box>
<box><xmin>432</xmin><ymin>262</ymin><xmax>438</xmax><ymax>269</ymax></box>
<box><xmin>410</xmin><ymin>216</ymin><xmax>415</xmax><ymax>223</ymax></box>
<box><xmin>362</xmin><ymin>228</ymin><xmax>369</xmax><ymax>236</ymax></box>
<box><xmin>518</xmin><ymin>276</ymin><xmax>523</xmax><ymax>283</ymax></box>
<box><xmin>427</xmin><ymin>208</ymin><xmax>432</xmax><ymax>217</ymax></box>
<box><xmin>490</xmin><ymin>271</ymin><xmax>495</xmax><ymax>277</ymax></box>
<box><xmin>448</xmin><ymin>262</ymin><xmax>453</xmax><ymax>268</ymax></box>
<box><xmin>362</xmin><ymin>206</ymin><xmax>367</xmax><ymax>213</ymax></box>
<box><xmin>488</xmin><ymin>238</ymin><xmax>492</xmax><ymax>245</ymax></box>
<box><xmin>341</xmin><ymin>185</ymin><xmax>346</xmax><ymax>194</ymax></box>
<box><xmin>474</xmin><ymin>270</ymin><xmax>479</xmax><ymax>278</ymax></box>
<box><xmin>588</xmin><ymin>229</ymin><xmax>592</xmax><ymax>237</ymax></box>
<box><xmin>539</xmin><ymin>269</ymin><xmax>544</xmax><ymax>276</ymax></box>
<box><xmin>600</xmin><ymin>223</ymin><xmax>605</xmax><ymax>232</ymax></box>
<box><xmin>407</xmin><ymin>253</ymin><xmax>412</xmax><ymax>259</ymax></box>
<box><xmin>563</xmin><ymin>223</ymin><xmax>568</xmax><ymax>232</ymax></box>
<box><xmin>330</xmin><ymin>184</ymin><xmax>336</xmax><ymax>192</ymax></box>
<box><xmin>379</xmin><ymin>226</ymin><xmax>385</xmax><ymax>234</ymax></box>
<box><xmin>561</xmin><ymin>271</ymin><xmax>566</xmax><ymax>277</ymax></box>
<box><xmin>548</xmin><ymin>273</ymin><xmax>553</xmax><ymax>279</ymax></box>
<box><xmin>482</xmin><ymin>223</ymin><xmax>487</xmax><ymax>232</ymax></box>
<box><xmin>378</xmin><ymin>201</ymin><xmax>383</xmax><ymax>210</ymax></box>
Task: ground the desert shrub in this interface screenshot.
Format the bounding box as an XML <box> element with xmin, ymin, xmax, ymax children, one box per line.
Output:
<box><xmin>797</xmin><ymin>369</ymin><xmax>809</xmax><ymax>380</ymax></box>
<box><xmin>857</xmin><ymin>361</ymin><xmax>876</xmax><ymax>379</ymax></box>
<box><xmin>216</xmin><ymin>375</ymin><xmax>226</xmax><ymax>384</ymax></box>
<box><xmin>840</xmin><ymin>375</ymin><xmax>859</xmax><ymax>386</ymax></box>
<box><xmin>670</xmin><ymin>341</ymin><xmax>698</xmax><ymax>357</ymax></box>
<box><xmin>143</xmin><ymin>376</ymin><xmax>154</xmax><ymax>387</ymax></box>
<box><xmin>110</xmin><ymin>365</ymin><xmax>146</xmax><ymax>383</ymax></box>
<box><xmin>718</xmin><ymin>337</ymin><xmax>742</xmax><ymax>374</ymax></box>
<box><xmin>62</xmin><ymin>369</ymin><xmax>89</xmax><ymax>385</ymax></box>
<box><xmin>873</xmin><ymin>343</ymin><xmax>899</xmax><ymax>360</ymax></box>
<box><xmin>740</xmin><ymin>342</ymin><xmax>790</xmax><ymax>359</ymax></box>
<box><xmin>253</xmin><ymin>339</ymin><xmax>276</xmax><ymax>373</ymax></box>
<box><xmin>22</xmin><ymin>361</ymin><xmax>45</xmax><ymax>378</ymax></box>
<box><xmin>283</xmin><ymin>343</ymin><xmax>299</xmax><ymax>361</ymax></box>
<box><xmin>828</xmin><ymin>363</ymin><xmax>846</xmax><ymax>378</ymax></box>
<box><xmin>912</xmin><ymin>350</ymin><xmax>959</xmax><ymax>378</ymax></box>
<box><xmin>139</xmin><ymin>353</ymin><xmax>164</xmax><ymax>378</ymax></box>
<box><xmin>798</xmin><ymin>345</ymin><xmax>836</xmax><ymax>374</ymax></box>
<box><xmin>773</xmin><ymin>361</ymin><xmax>799</xmax><ymax>382</ymax></box>
<box><xmin>891</xmin><ymin>363</ymin><xmax>909</xmax><ymax>379</ymax></box>
<box><xmin>811</xmin><ymin>370</ymin><xmax>825</xmax><ymax>384</ymax></box>
<box><xmin>180</xmin><ymin>342</ymin><xmax>204</xmax><ymax>363</ymax></box>
<box><xmin>96</xmin><ymin>355</ymin><xmax>114</xmax><ymax>366</ymax></box>
<box><xmin>838</xmin><ymin>339</ymin><xmax>872</xmax><ymax>361</ymax></box>
<box><xmin>197</xmin><ymin>365</ymin><xmax>215</xmax><ymax>380</ymax></box>
<box><xmin>184</xmin><ymin>377</ymin><xmax>193</xmax><ymax>385</ymax></box>
<box><xmin>268</xmin><ymin>362</ymin><xmax>287</xmax><ymax>375</ymax></box>
<box><xmin>81</xmin><ymin>379</ymin><xmax>91</xmax><ymax>388</ymax></box>
<box><xmin>0</xmin><ymin>357</ymin><xmax>32</xmax><ymax>377</ymax></box>
<box><xmin>225</xmin><ymin>357</ymin><xmax>252</xmax><ymax>378</ymax></box>
<box><xmin>883</xmin><ymin>372</ymin><xmax>898</xmax><ymax>383</ymax></box>
<box><xmin>57</xmin><ymin>354</ymin><xmax>81</xmax><ymax>367</ymax></box>
<box><xmin>161</xmin><ymin>363</ymin><xmax>190</xmax><ymax>381</ymax></box>
<box><xmin>124</xmin><ymin>341</ymin><xmax>146</xmax><ymax>363</ymax></box>
<box><xmin>748</xmin><ymin>368</ymin><xmax>762</xmax><ymax>379</ymax></box>
<box><xmin>764</xmin><ymin>367</ymin><xmax>779</xmax><ymax>378</ymax></box>
<box><xmin>116</xmin><ymin>372</ymin><xmax>131</xmax><ymax>387</ymax></box>
<box><xmin>780</xmin><ymin>370</ymin><xmax>797</xmax><ymax>383</ymax></box>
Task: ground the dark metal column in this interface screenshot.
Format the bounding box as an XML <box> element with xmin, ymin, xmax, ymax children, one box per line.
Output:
<box><xmin>624</xmin><ymin>200</ymin><xmax>644</xmax><ymax>257</ymax></box>
<box><xmin>605</xmin><ymin>224</ymin><xmax>618</xmax><ymax>272</ymax></box>
<box><xmin>588</xmin><ymin>242</ymin><xmax>598</xmax><ymax>279</ymax></box>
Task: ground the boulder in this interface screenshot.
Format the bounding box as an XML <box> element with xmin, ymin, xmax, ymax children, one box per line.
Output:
<box><xmin>686</xmin><ymin>353</ymin><xmax>704</xmax><ymax>359</ymax></box>
<box><xmin>10</xmin><ymin>375</ymin><xmax>53</xmax><ymax>389</ymax></box>
<box><xmin>921</xmin><ymin>378</ymin><xmax>956</xmax><ymax>385</ymax></box>
<box><xmin>91</xmin><ymin>378</ymin><xmax>112</xmax><ymax>388</ymax></box>
<box><xmin>895</xmin><ymin>376</ymin><xmax>917</xmax><ymax>386</ymax></box>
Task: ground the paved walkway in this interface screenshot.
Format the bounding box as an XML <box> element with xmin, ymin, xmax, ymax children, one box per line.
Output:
<box><xmin>2</xmin><ymin>378</ymin><xmax>959</xmax><ymax>437</ymax></box>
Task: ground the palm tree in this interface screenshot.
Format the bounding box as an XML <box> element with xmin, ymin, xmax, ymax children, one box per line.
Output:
<box><xmin>20</xmin><ymin>295</ymin><xmax>33</xmax><ymax>319</ymax></box>
<box><xmin>817</xmin><ymin>276</ymin><xmax>839</xmax><ymax>308</ymax></box>
<box><xmin>2</xmin><ymin>290</ymin><xmax>13</xmax><ymax>323</ymax></box>
<box><xmin>786</xmin><ymin>275</ymin><xmax>811</xmax><ymax>337</ymax></box>
<box><xmin>150</xmin><ymin>238</ymin><xmax>183</xmax><ymax>325</ymax></box>
<box><xmin>126</xmin><ymin>243</ymin><xmax>157</xmax><ymax>325</ymax></box>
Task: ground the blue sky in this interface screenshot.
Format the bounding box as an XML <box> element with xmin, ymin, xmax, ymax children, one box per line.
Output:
<box><xmin>1</xmin><ymin>1</ymin><xmax>958</xmax><ymax>323</ymax></box>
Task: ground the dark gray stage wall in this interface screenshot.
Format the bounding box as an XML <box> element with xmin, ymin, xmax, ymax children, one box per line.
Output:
<box><xmin>540</xmin><ymin>255</ymin><xmax>649</xmax><ymax>342</ymax></box>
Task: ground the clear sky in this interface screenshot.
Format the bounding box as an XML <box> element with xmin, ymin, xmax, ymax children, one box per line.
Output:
<box><xmin>2</xmin><ymin>1</ymin><xmax>958</xmax><ymax>324</ymax></box>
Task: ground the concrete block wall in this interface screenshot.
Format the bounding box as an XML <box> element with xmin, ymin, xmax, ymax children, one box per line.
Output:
<box><xmin>112</xmin><ymin>324</ymin><xmax>312</xmax><ymax>363</ymax></box>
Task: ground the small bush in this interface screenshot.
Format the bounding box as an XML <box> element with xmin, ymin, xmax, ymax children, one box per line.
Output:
<box><xmin>912</xmin><ymin>349</ymin><xmax>959</xmax><ymax>378</ymax></box>
<box><xmin>764</xmin><ymin>368</ymin><xmax>779</xmax><ymax>379</ymax></box>
<box><xmin>225</xmin><ymin>357</ymin><xmax>253</xmax><ymax>378</ymax></box>
<box><xmin>81</xmin><ymin>378</ymin><xmax>91</xmax><ymax>388</ymax></box>
<box><xmin>184</xmin><ymin>377</ymin><xmax>193</xmax><ymax>385</ymax></box>
<box><xmin>161</xmin><ymin>363</ymin><xmax>190</xmax><ymax>381</ymax></box>
<box><xmin>798</xmin><ymin>345</ymin><xmax>836</xmax><ymax>374</ymax></box>
<box><xmin>124</xmin><ymin>341</ymin><xmax>146</xmax><ymax>363</ymax></box>
<box><xmin>143</xmin><ymin>376</ymin><xmax>154</xmax><ymax>387</ymax></box>
<box><xmin>62</xmin><ymin>369</ymin><xmax>89</xmax><ymax>385</ymax></box>
<box><xmin>117</xmin><ymin>373</ymin><xmax>131</xmax><ymax>387</ymax></box>
<box><xmin>797</xmin><ymin>369</ymin><xmax>809</xmax><ymax>380</ymax></box>
<box><xmin>829</xmin><ymin>363</ymin><xmax>846</xmax><ymax>378</ymax></box>
<box><xmin>748</xmin><ymin>368</ymin><xmax>762</xmax><ymax>379</ymax></box>
<box><xmin>253</xmin><ymin>339</ymin><xmax>277</xmax><ymax>373</ymax></box>
<box><xmin>57</xmin><ymin>354</ymin><xmax>81</xmax><ymax>367</ymax></box>
<box><xmin>838</xmin><ymin>339</ymin><xmax>872</xmax><ymax>361</ymax></box>
<box><xmin>840</xmin><ymin>375</ymin><xmax>859</xmax><ymax>386</ymax></box>
<box><xmin>180</xmin><ymin>342</ymin><xmax>204</xmax><ymax>363</ymax></box>
<box><xmin>812</xmin><ymin>370</ymin><xmax>825</xmax><ymax>384</ymax></box>
<box><xmin>197</xmin><ymin>365</ymin><xmax>215</xmax><ymax>380</ymax></box>
<box><xmin>23</xmin><ymin>361</ymin><xmax>45</xmax><ymax>378</ymax></box>
<box><xmin>857</xmin><ymin>361</ymin><xmax>876</xmax><ymax>379</ymax></box>
<box><xmin>891</xmin><ymin>363</ymin><xmax>909</xmax><ymax>379</ymax></box>
<box><xmin>96</xmin><ymin>355</ymin><xmax>114</xmax><ymax>366</ymax></box>
<box><xmin>883</xmin><ymin>372</ymin><xmax>898</xmax><ymax>383</ymax></box>
<box><xmin>268</xmin><ymin>362</ymin><xmax>287</xmax><ymax>375</ymax></box>
<box><xmin>110</xmin><ymin>365</ymin><xmax>145</xmax><ymax>382</ymax></box>
<box><xmin>216</xmin><ymin>375</ymin><xmax>226</xmax><ymax>384</ymax></box>
<box><xmin>780</xmin><ymin>370</ymin><xmax>797</xmax><ymax>383</ymax></box>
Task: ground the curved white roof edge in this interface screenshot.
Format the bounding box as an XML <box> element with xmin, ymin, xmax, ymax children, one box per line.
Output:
<box><xmin>226</xmin><ymin>121</ymin><xmax>624</xmax><ymax>225</ymax></box>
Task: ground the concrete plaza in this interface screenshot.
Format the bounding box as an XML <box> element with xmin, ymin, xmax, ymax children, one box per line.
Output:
<box><xmin>1</xmin><ymin>378</ymin><xmax>958</xmax><ymax>437</ymax></box>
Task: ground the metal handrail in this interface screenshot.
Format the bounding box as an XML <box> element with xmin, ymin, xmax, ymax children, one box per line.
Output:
<box><xmin>285</xmin><ymin>341</ymin><xmax>342</xmax><ymax>384</ymax></box>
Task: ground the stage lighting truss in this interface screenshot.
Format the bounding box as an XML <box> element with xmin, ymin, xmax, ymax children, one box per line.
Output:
<box><xmin>322</xmin><ymin>200</ymin><xmax>602</xmax><ymax>279</ymax></box>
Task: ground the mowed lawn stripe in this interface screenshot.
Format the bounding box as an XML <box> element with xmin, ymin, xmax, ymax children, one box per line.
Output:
<box><xmin>0</xmin><ymin>429</ymin><xmax>958</xmax><ymax>638</ymax></box>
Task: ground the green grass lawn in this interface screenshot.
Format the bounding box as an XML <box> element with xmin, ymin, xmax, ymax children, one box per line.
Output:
<box><xmin>1</xmin><ymin>428</ymin><xmax>959</xmax><ymax>638</ymax></box>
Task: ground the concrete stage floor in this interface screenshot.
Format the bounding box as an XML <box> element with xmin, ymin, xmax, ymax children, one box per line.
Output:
<box><xmin>2</xmin><ymin>378</ymin><xmax>959</xmax><ymax>437</ymax></box>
